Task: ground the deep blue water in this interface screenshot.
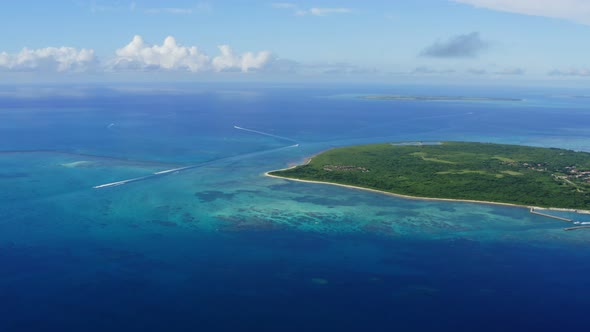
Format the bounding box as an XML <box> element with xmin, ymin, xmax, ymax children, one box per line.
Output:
<box><xmin>1</xmin><ymin>83</ymin><xmax>590</xmax><ymax>331</ymax></box>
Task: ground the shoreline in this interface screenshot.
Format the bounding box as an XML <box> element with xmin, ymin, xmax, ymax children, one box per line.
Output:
<box><xmin>264</xmin><ymin>161</ymin><xmax>590</xmax><ymax>218</ymax></box>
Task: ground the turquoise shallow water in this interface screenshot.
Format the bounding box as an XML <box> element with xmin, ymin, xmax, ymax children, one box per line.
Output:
<box><xmin>1</xmin><ymin>84</ymin><xmax>590</xmax><ymax>331</ymax></box>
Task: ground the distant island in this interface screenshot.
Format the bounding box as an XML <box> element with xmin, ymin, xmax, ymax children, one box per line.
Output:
<box><xmin>267</xmin><ymin>142</ymin><xmax>590</xmax><ymax>210</ymax></box>
<box><xmin>362</xmin><ymin>95</ymin><xmax>522</xmax><ymax>102</ymax></box>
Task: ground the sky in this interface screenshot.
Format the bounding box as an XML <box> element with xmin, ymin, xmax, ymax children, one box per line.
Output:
<box><xmin>1</xmin><ymin>0</ymin><xmax>590</xmax><ymax>85</ymax></box>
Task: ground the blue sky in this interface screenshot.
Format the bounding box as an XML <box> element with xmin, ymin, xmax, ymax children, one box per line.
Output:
<box><xmin>1</xmin><ymin>0</ymin><xmax>590</xmax><ymax>84</ymax></box>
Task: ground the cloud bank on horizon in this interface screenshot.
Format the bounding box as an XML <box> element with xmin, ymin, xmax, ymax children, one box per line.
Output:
<box><xmin>0</xmin><ymin>32</ymin><xmax>585</xmax><ymax>80</ymax></box>
<box><xmin>453</xmin><ymin>0</ymin><xmax>590</xmax><ymax>25</ymax></box>
<box><xmin>1</xmin><ymin>1</ymin><xmax>590</xmax><ymax>82</ymax></box>
<box><xmin>0</xmin><ymin>36</ymin><xmax>274</xmax><ymax>74</ymax></box>
<box><xmin>549</xmin><ymin>68</ymin><xmax>590</xmax><ymax>77</ymax></box>
<box><xmin>0</xmin><ymin>47</ymin><xmax>96</xmax><ymax>72</ymax></box>
<box><xmin>112</xmin><ymin>36</ymin><xmax>272</xmax><ymax>72</ymax></box>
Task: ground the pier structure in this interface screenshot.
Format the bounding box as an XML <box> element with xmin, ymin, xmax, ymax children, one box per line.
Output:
<box><xmin>529</xmin><ymin>207</ymin><xmax>590</xmax><ymax>231</ymax></box>
<box><xmin>529</xmin><ymin>208</ymin><xmax>573</xmax><ymax>222</ymax></box>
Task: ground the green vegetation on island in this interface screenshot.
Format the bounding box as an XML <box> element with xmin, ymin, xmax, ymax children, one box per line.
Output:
<box><xmin>269</xmin><ymin>142</ymin><xmax>590</xmax><ymax>209</ymax></box>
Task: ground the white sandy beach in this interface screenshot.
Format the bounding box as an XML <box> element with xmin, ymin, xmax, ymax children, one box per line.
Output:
<box><xmin>265</xmin><ymin>160</ymin><xmax>590</xmax><ymax>217</ymax></box>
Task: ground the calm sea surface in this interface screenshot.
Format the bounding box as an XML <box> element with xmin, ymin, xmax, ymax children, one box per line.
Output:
<box><xmin>1</xmin><ymin>84</ymin><xmax>590</xmax><ymax>331</ymax></box>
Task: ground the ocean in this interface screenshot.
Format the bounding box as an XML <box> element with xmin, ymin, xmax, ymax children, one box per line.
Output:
<box><xmin>1</xmin><ymin>83</ymin><xmax>590</xmax><ymax>331</ymax></box>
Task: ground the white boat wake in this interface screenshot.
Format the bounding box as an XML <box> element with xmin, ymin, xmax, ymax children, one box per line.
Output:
<box><xmin>151</xmin><ymin>144</ymin><xmax>298</xmax><ymax>177</ymax></box>
<box><xmin>233</xmin><ymin>125</ymin><xmax>298</xmax><ymax>143</ymax></box>
<box><xmin>93</xmin><ymin>176</ymin><xmax>152</xmax><ymax>189</ymax></box>
<box><xmin>92</xmin><ymin>133</ymin><xmax>299</xmax><ymax>189</ymax></box>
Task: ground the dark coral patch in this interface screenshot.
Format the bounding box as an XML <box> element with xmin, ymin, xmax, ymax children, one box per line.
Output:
<box><xmin>194</xmin><ymin>190</ymin><xmax>236</xmax><ymax>203</ymax></box>
<box><xmin>216</xmin><ymin>215</ymin><xmax>287</xmax><ymax>232</ymax></box>
<box><xmin>291</xmin><ymin>195</ymin><xmax>359</xmax><ymax>207</ymax></box>
<box><xmin>149</xmin><ymin>220</ymin><xmax>178</xmax><ymax>227</ymax></box>
<box><xmin>0</xmin><ymin>172</ymin><xmax>28</xmax><ymax>179</ymax></box>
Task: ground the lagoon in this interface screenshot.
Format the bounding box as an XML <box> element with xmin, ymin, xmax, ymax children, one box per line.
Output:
<box><xmin>1</xmin><ymin>84</ymin><xmax>590</xmax><ymax>331</ymax></box>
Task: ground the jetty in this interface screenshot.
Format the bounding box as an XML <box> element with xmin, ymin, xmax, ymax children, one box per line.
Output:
<box><xmin>529</xmin><ymin>208</ymin><xmax>572</xmax><ymax>222</ymax></box>
<box><xmin>564</xmin><ymin>226</ymin><xmax>590</xmax><ymax>231</ymax></box>
<box><xmin>529</xmin><ymin>208</ymin><xmax>590</xmax><ymax>231</ymax></box>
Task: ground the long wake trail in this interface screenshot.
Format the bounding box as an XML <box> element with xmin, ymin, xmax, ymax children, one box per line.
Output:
<box><xmin>233</xmin><ymin>125</ymin><xmax>298</xmax><ymax>143</ymax></box>
<box><xmin>93</xmin><ymin>126</ymin><xmax>299</xmax><ymax>189</ymax></box>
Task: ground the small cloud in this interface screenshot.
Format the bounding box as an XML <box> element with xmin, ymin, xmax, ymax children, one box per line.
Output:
<box><xmin>549</xmin><ymin>68</ymin><xmax>590</xmax><ymax>77</ymax></box>
<box><xmin>0</xmin><ymin>46</ymin><xmax>96</xmax><ymax>72</ymax></box>
<box><xmin>212</xmin><ymin>45</ymin><xmax>273</xmax><ymax>72</ymax></box>
<box><xmin>495</xmin><ymin>67</ymin><xmax>525</xmax><ymax>75</ymax></box>
<box><xmin>308</xmin><ymin>8</ymin><xmax>352</xmax><ymax>16</ymax></box>
<box><xmin>412</xmin><ymin>66</ymin><xmax>437</xmax><ymax>74</ymax></box>
<box><xmin>90</xmin><ymin>1</ymin><xmax>211</xmax><ymax>15</ymax></box>
<box><xmin>89</xmin><ymin>0</ymin><xmax>143</xmax><ymax>13</ymax></box>
<box><xmin>411</xmin><ymin>66</ymin><xmax>456</xmax><ymax>75</ymax></box>
<box><xmin>272</xmin><ymin>3</ymin><xmax>352</xmax><ymax>16</ymax></box>
<box><xmin>467</xmin><ymin>68</ymin><xmax>487</xmax><ymax>75</ymax></box>
<box><xmin>312</xmin><ymin>62</ymin><xmax>376</xmax><ymax>75</ymax></box>
<box><xmin>421</xmin><ymin>32</ymin><xmax>488</xmax><ymax>58</ymax></box>
<box><xmin>260</xmin><ymin>60</ymin><xmax>376</xmax><ymax>76</ymax></box>
<box><xmin>144</xmin><ymin>7</ymin><xmax>193</xmax><ymax>15</ymax></box>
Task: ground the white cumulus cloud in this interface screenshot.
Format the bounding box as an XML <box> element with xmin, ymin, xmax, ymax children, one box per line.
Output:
<box><xmin>212</xmin><ymin>45</ymin><xmax>272</xmax><ymax>72</ymax></box>
<box><xmin>452</xmin><ymin>0</ymin><xmax>590</xmax><ymax>25</ymax></box>
<box><xmin>308</xmin><ymin>8</ymin><xmax>352</xmax><ymax>16</ymax></box>
<box><xmin>111</xmin><ymin>35</ymin><xmax>273</xmax><ymax>73</ymax></box>
<box><xmin>272</xmin><ymin>3</ymin><xmax>352</xmax><ymax>16</ymax></box>
<box><xmin>144</xmin><ymin>7</ymin><xmax>193</xmax><ymax>15</ymax></box>
<box><xmin>113</xmin><ymin>35</ymin><xmax>210</xmax><ymax>72</ymax></box>
<box><xmin>0</xmin><ymin>47</ymin><xmax>95</xmax><ymax>72</ymax></box>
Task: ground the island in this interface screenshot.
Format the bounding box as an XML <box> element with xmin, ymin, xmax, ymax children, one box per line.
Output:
<box><xmin>362</xmin><ymin>95</ymin><xmax>522</xmax><ymax>102</ymax></box>
<box><xmin>267</xmin><ymin>142</ymin><xmax>590</xmax><ymax>210</ymax></box>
